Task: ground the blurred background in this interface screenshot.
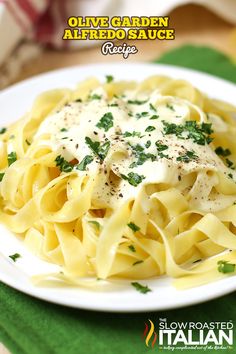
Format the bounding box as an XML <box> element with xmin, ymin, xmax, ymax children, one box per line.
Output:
<box><xmin>0</xmin><ymin>0</ymin><xmax>235</xmax><ymax>89</ymax></box>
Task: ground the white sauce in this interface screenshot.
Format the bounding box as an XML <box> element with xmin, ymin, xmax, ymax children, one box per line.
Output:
<box><xmin>35</xmin><ymin>88</ymin><xmax>235</xmax><ymax>208</ymax></box>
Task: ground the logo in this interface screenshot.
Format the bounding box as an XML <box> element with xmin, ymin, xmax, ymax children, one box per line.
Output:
<box><xmin>143</xmin><ymin>318</ymin><xmax>234</xmax><ymax>351</ymax></box>
<box><xmin>144</xmin><ymin>320</ymin><xmax>158</xmax><ymax>348</ymax></box>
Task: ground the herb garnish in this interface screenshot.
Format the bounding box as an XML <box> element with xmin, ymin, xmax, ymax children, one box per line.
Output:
<box><xmin>8</xmin><ymin>152</ymin><xmax>17</xmax><ymax>166</ymax></box>
<box><xmin>129</xmin><ymin>144</ymin><xmax>155</xmax><ymax>167</ymax></box>
<box><xmin>150</xmin><ymin>115</ymin><xmax>159</xmax><ymax>120</ymax></box>
<box><xmin>166</xmin><ymin>103</ymin><xmax>175</xmax><ymax>111</ymax></box>
<box><xmin>145</xmin><ymin>126</ymin><xmax>156</xmax><ymax>132</ymax></box>
<box><xmin>145</xmin><ymin>140</ymin><xmax>151</xmax><ymax>148</ymax></box>
<box><xmin>89</xmin><ymin>94</ymin><xmax>102</xmax><ymax>100</ymax></box>
<box><xmin>127</xmin><ymin>99</ymin><xmax>148</xmax><ymax>105</ymax></box>
<box><xmin>155</xmin><ymin>142</ymin><xmax>168</xmax><ymax>152</ymax></box>
<box><xmin>96</xmin><ymin>112</ymin><xmax>114</xmax><ymax>132</ymax></box>
<box><xmin>60</xmin><ymin>128</ymin><xmax>68</xmax><ymax>132</ymax></box>
<box><xmin>120</xmin><ymin>172</ymin><xmax>145</xmax><ymax>186</ymax></box>
<box><xmin>226</xmin><ymin>158</ymin><xmax>234</xmax><ymax>169</ymax></box>
<box><xmin>123</xmin><ymin>131</ymin><xmax>141</xmax><ymax>138</ymax></box>
<box><xmin>218</xmin><ymin>260</ymin><xmax>235</xmax><ymax>274</ymax></box>
<box><xmin>106</xmin><ymin>75</ymin><xmax>114</xmax><ymax>83</ymax></box>
<box><xmin>109</xmin><ymin>103</ymin><xmax>118</xmax><ymax>107</ymax></box>
<box><xmin>228</xmin><ymin>173</ymin><xmax>233</xmax><ymax>179</ymax></box>
<box><xmin>88</xmin><ymin>221</ymin><xmax>101</xmax><ymax>230</ymax></box>
<box><xmin>128</xmin><ymin>245</ymin><xmax>136</xmax><ymax>252</ymax></box>
<box><xmin>133</xmin><ymin>260</ymin><xmax>144</xmax><ymax>266</ymax></box>
<box><xmin>131</xmin><ymin>282</ymin><xmax>151</xmax><ymax>294</ymax></box>
<box><xmin>155</xmin><ymin>142</ymin><xmax>169</xmax><ymax>158</ymax></box>
<box><xmin>85</xmin><ymin>137</ymin><xmax>110</xmax><ymax>161</ymax></box>
<box><xmin>215</xmin><ymin>146</ymin><xmax>231</xmax><ymax>157</ymax></box>
<box><xmin>127</xmin><ymin>222</ymin><xmax>140</xmax><ymax>232</ymax></box>
<box><xmin>0</xmin><ymin>173</ymin><xmax>5</xmax><ymax>182</ymax></box>
<box><xmin>55</xmin><ymin>155</ymin><xmax>73</xmax><ymax>172</ymax></box>
<box><xmin>25</xmin><ymin>139</ymin><xmax>31</xmax><ymax>146</ymax></box>
<box><xmin>149</xmin><ymin>103</ymin><xmax>157</xmax><ymax>112</ymax></box>
<box><xmin>162</xmin><ymin>120</ymin><xmax>213</xmax><ymax>145</ymax></box>
<box><xmin>176</xmin><ymin>150</ymin><xmax>198</xmax><ymax>163</ymax></box>
<box><xmin>136</xmin><ymin>112</ymin><xmax>149</xmax><ymax>119</ymax></box>
<box><xmin>76</xmin><ymin>155</ymin><xmax>93</xmax><ymax>171</ymax></box>
<box><xmin>9</xmin><ymin>253</ymin><xmax>21</xmax><ymax>262</ymax></box>
<box><xmin>0</xmin><ymin>127</ymin><xmax>6</xmax><ymax>134</ymax></box>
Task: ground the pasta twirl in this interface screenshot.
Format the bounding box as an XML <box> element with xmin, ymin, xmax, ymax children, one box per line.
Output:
<box><xmin>0</xmin><ymin>75</ymin><xmax>236</xmax><ymax>289</ymax></box>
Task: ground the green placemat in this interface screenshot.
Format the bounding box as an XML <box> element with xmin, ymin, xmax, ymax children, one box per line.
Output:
<box><xmin>0</xmin><ymin>45</ymin><xmax>236</xmax><ymax>354</ymax></box>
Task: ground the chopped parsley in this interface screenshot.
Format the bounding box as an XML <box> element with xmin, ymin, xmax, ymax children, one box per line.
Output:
<box><xmin>55</xmin><ymin>155</ymin><xmax>73</xmax><ymax>172</ymax></box>
<box><xmin>136</xmin><ymin>112</ymin><xmax>149</xmax><ymax>119</ymax></box>
<box><xmin>131</xmin><ymin>282</ymin><xmax>151</xmax><ymax>294</ymax></box>
<box><xmin>9</xmin><ymin>253</ymin><xmax>21</xmax><ymax>262</ymax></box>
<box><xmin>120</xmin><ymin>172</ymin><xmax>145</xmax><ymax>186</ymax></box>
<box><xmin>128</xmin><ymin>245</ymin><xmax>136</xmax><ymax>252</ymax></box>
<box><xmin>25</xmin><ymin>139</ymin><xmax>31</xmax><ymax>146</ymax></box>
<box><xmin>133</xmin><ymin>260</ymin><xmax>144</xmax><ymax>266</ymax></box>
<box><xmin>131</xmin><ymin>144</ymin><xmax>144</xmax><ymax>153</ymax></box>
<box><xmin>228</xmin><ymin>173</ymin><xmax>233</xmax><ymax>179</ymax></box>
<box><xmin>215</xmin><ymin>146</ymin><xmax>231</xmax><ymax>157</ymax></box>
<box><xmin>186</xmin><ymin>121</ymin><xmax>213</xmax><ymax>145</ymax></box>
<box><xmin>85</xmin><ymin>137</ymin><xmax>110</xmax><ymax>161</ymax></box>
<box><xmin>149</xmin><ymin>103</ymin><xmax>157</xmax><ymax>112</ymax></box>
<box><xmin>74</xmin><ymin>98</ymin><xmax>82</xmax><ymax>102</ymax></box>
<box><xmin>145</xmin><ymin>140</ymin><xmax>151</xmax><ymax>148</ymax></box>
<box><xmin>127</xmin><ymin>99</ymin><xmax>148</xmax><ymax>105</ymax></box>
<box><xmin>0</xmin><ymin>173</ymin><xmax>5</xmax><ymax>182</ymax></box>
<box><xmin>218</xmin><ymin>260</ymin><xmax>235</xmax><ymax>274</ymax></box>
<box><xmin>89</xmin><ymin>94</ymin><xmax>101</xmax><ymax>100</ymax></box>
<box><xmin>129</xmin><ymin>144</ymin><xmax>155</xmax><ymax>167</ymax></box>
<box><xmin>60</xmin><ymin>128</ymin><xmax>68</xmax><ymax>132</ymax></box>
<box><xmin>0</xmin><ymin>127</ymin><xmax>6</xmax><ymax>134</ymax></box>
<box><xmin>155</xmin><ymin>142</ymin><xmax>169</xmax><ymax>158</ymax></box>
<box><xmin>150</xmin><ymin>115</ymin><xmax>159</xmax><ymax>120</ymax></box>
<box><xmin>129</xmin><ymin>153</ymin><xmax>155</xmax><ymax>168</ymax></box>
<box><xmin>166</xmin><ymin>103</ymin><xmax>175</xmax><ymax>111</ymax></box>
<box><xmin>176</xmin><ymin>150</ymin><xmax>198</xmax><ymax>163</ymax></box>
<box><xmin>106</xmin><ymin>75</ymin><xmax>114</xmax><ymax>83</ymax></box>
<box><xmin>76</xmin><ymin>155</ymin><xmax>93</xmax><ymax>171</ymax></box>
<box><xmin>123</xmin><ymin>131</ymin><xmax>141</xmax><ymax>138</ymax></box>
<box><xmin>88</xmin><ymin>221</ymin><xmax>101</xmax><ymax>230</ymax></box>
<box><xmin>127</xmin><ymin>222</ymin><xmax>140</xmax><ymax>232</ymax></box>
<box><xmin>226</xmin><ymin>158</ymin><xmax>234</xmax><ymax>169</ymax></box>
<box><xmin>8</xmin><ymin>152</ymin><xmax>17</xmax><ymax>166</ymax></box>
<box><xmin>109</xmin><ymin>103</ymin><xmax>118</xmax><ymax>107</ymax></box>
<box><xmin>155</xmin><ymin>142</ymin><xmax>168</xmax><ymax>152</ymax></box>
<box><xmin>96</xmin><ymin>112</ymin><xmax>114</xmax><ymax>132</ymax></box>
<box><xmin>162</xmin><ymin>120</ymin><xmax>213</xmax><ymax>145</ymax></box>
<box><xmin>145</xmin><ymin>126</ymin><xmax>156</xmax><ymax>132</ymax></box>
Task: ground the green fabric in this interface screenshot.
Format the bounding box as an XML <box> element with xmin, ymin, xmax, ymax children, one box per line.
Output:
<box><xmin>154</xmin><ymin>45</ymin><xmax>236</xmax><ymax>84</ymax></box>
<box><xmin>0</xmin><ymin>45</ymin><xmax>236</xmax><ymax>354</ymax></box>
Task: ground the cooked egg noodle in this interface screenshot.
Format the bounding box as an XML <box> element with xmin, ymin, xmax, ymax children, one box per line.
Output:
<box><xmin>0</xmin><ymin>76</ymin><xmax>236</xmax><ymax>289</ymax></box>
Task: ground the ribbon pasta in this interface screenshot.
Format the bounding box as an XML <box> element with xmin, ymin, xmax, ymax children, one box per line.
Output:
<box><xmin>0</xmin><ymin>75</ymin><xmax>236</xmax><ymax>289</ymax></box>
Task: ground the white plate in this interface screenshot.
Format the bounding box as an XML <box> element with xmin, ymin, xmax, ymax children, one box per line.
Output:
<box><xmin>0</xmin><ymin>63</ymin><xmax>236</xmax><ymax>312</ymax></box>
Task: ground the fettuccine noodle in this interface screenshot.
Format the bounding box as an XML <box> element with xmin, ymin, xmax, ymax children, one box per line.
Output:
<box><xmin>1</xmin><ymin>75</ymin><xmax>236</xmax><ymax>289</ymax></box>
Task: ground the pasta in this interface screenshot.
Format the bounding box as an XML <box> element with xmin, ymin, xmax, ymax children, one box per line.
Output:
<box><xmin>0</xmin><ymin>75</ymin><xmax>236</xmax><ymax>290</ymax></box>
